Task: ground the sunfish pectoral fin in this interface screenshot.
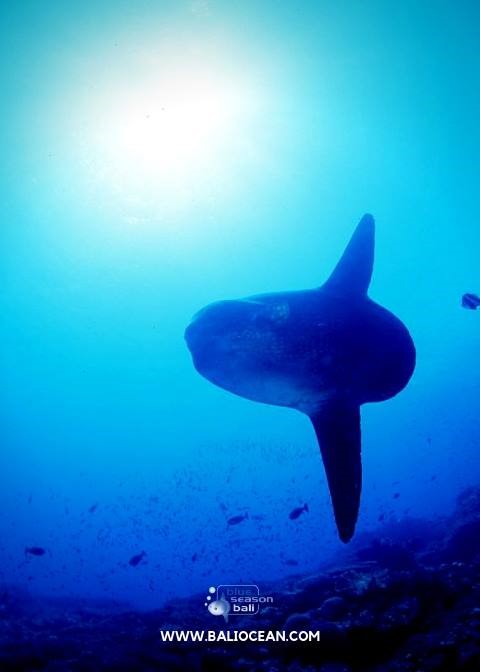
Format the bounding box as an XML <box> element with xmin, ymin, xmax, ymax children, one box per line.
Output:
<box><xmin>309</xmin><ymin>400</ymin><xmax>362</xmax><ymax>543</ymax></box>
<box><xmin>323</xmin><ymin>213</ymin><xmax>374</xmax><ymax>296</ymax></box>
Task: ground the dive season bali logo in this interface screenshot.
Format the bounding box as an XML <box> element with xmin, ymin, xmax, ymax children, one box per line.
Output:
<box><xmin>205</xmin><ymin>585</ymin><xmax>273</xmax><ymax>623</ymax></box>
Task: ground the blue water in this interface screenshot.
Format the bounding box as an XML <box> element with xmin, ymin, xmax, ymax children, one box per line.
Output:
<box><xmin>1</xmin><ymin>1</ymin><xmax>479</xmax><ymax>610</ymax></box>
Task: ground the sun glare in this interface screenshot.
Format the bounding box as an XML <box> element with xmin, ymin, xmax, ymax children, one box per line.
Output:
<box><xmin>107</xmin><ymin>71</ymin><xmax>244</xmax><ymax>175</ymax></box>
<box><xmin>72</xmin><ymin>57</ymin><xmax>258</xmax><ymax>210</ymax></box>
<box><xmin>118</xmin><ymin>79</ymin><xmax>236</xmax><ymax>166</ymax></box>
<box><xmin>53</xmin><ymin>39</ymin><xmax>271</xmax><ymax>236</ymax></box>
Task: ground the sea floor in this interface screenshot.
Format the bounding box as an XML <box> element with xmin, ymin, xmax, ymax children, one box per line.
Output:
<box><xmin>2</xmin><ymin>487</ymin><xmax>480</xmax><ymax>672</ymax></box>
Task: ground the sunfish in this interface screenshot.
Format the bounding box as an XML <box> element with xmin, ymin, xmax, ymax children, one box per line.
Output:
<box><xmin>185</xmin><ymin>215</ymin><xmax>416</xmax><ymax>542</ymax></box>
<box><xmin>208</xmin><ymin>593</ymin><xmax>231</xmax><ymax>622</ymax></box>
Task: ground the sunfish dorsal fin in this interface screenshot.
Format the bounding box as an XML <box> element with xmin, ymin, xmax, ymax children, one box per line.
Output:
<box><xmin>309</xmin><ymin>400</ymin><xmax>362</xmax><ymax>543</ymax></box>
<box><xmin>323</xmin><ymin>214</ymin><xmax>375</xmax><ymax>295</ymax></box>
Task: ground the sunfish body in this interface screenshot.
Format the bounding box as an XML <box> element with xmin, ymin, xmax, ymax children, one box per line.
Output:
<box><xmin>185</xmin><ymin>215</ymin><xmax>416</xmax><ymax>542</ymax></box>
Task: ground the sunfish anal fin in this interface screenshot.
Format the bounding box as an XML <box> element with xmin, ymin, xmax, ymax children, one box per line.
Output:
<box><xmin>309</xmin><ymin>400</ymin><xmax>362</xmax><ymax>543</ymax></box>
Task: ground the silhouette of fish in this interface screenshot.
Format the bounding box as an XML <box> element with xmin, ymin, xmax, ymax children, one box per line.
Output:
<box><xmin>462</xmin><ymin>293</ymin><xmax>480</xmax><ymax>310</ymax></box>
<box><xmin>185</xmin><ymin>215</ymin><xmax>416</xmax><ymax>542</ymax></box>
<box><xmin>227</xmin><ymin>513</ymin><xmax>249</xmax><ymax>526</ymax></box>
<box><xmin>128</xmin><ymin>551</ymin><xmax>146</xmax><ymax>567</ymax></box>
<box><xmin>289</xmin><ymin>503</ymin><xmax>309</xmax><ymax>520</ymax></box>
<box><xmin>25</xmin><ymin>547</ymin><xmax>46</xmax><ymax>556</ymax></box>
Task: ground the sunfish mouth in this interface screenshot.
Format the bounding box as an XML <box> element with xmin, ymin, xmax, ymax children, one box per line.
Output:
<box><xmin>185</xmin><ymin>299</ymin><xmax>263</xmax><ymax>352</ymax></box>
<box><xmin>184</xmin><ymin>319</ymin><xmax>199</xmax><ymax>351</ymax></box>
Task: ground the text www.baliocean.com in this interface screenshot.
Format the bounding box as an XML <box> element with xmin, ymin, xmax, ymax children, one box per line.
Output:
<box><xmin>159</xmin><ymin>630</ymin><xmax>321</xmax><ymax>643</ymax></box>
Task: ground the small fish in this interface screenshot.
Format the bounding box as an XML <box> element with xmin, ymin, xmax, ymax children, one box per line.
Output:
<box><xmin>128</xmin><ymin>551</ymin><xmax>146</xmax><ymax>567</ymax></box>
<box><xmin>227</xmin><ymin>513</ymin><xmax>249</xmax><ymax>526</ymax></box>
<box><xmin>289</xmin><ymin>503</ymin><xmax>309</xmax><ymax>520</ymax></box>
<box><xmin>393</xmin><ymin>492</ymin><xmax>400</xmax><ymax>499</ymax></box>
<box><xmin>284</xmin><ymin>559</ymin><xmax>299</xmax><ymax>566</ymax></box>
<box><xmin>378</xmin><ymin>513</ymin><xmax>385</xmax><ymax>522</ymax></box>
<box><xmin>191</xmin><ymin>553</ymin><xmax>198</xmax><ymax>562</ymax></box>
<box><xmin>462</xmin><ymin>293</ymin><xmax>480</xmax><ymax>310</ymax></box>
<box><xmin>88</xmin><ymin>503</ymin><xmax>98</xmax><ymax>513</ymax></box>
<box><xmin>25</xmin><ymin>546</ymin><xmax>46</xmax><ymax>557</ymax></box>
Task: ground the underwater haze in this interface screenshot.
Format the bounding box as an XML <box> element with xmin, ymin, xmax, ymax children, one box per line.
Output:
<box><xmin>1</xmin><ymin>0</ymin><xmax>480</xmax><ymax>612</ymax></box>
